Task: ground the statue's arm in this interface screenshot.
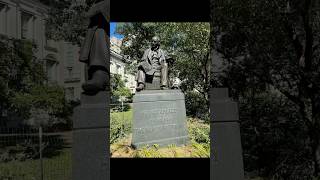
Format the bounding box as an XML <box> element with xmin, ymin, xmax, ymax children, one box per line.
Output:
<box><xmin>161</xmin><ymin>51</ymin><xmax>172</xmax><ymax>63</ymax></box>
<box><xmin>141</xmin><ymin>49</ymin><xmax>149</xmax><ymax>62</ymax></box>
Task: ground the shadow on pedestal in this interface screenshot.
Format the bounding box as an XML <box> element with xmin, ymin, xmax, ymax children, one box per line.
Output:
<box><xmin>72</xmin><ymin>91</ymin><xmax>109</xmax><ymax>180</ymax></box>
<box><xmin>210</xmin><ymin>88</ymin><xmax>244</xmax><ymax>180</ymax></box>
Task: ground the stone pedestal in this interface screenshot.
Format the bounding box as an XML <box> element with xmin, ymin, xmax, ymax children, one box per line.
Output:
<box><xmin>132</xmin><ymin>90</ymin><xmax>189</xmax><ymax>148</ymax></box>
<box><xmin>72</xmin><ymin>91</ymin><xmax>109</xmax><ymax>180</ymax></box>
<box><xmin>210</xmin><ymin>88</ymin><xmax>244</xmax><ymax>180</ymax></box>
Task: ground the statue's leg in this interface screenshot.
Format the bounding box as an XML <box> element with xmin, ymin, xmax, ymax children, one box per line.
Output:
<box><xmin>136</xmin><ymin>69</ymin><xmax>145</xmax><ymax>91</ymax></box>
<box><xmin>82</xmin><ymin>28</ymin><xmax>109</xmax><ymax>94</ymax></box>
<box><xmin>160</xmin><ymin>62</ymin><xmax>168</xmax><ymax>89</ymax></box>
<box><xmin>87</xmin><ymin>28</ymin><xmax>108</xmax><ymax>69</ymax></box>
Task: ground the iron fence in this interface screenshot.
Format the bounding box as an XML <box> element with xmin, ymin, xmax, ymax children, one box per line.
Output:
<box><xmin>0</xmin><ymin>127</ymin><xmax>72</xmax><ymax>180</ymax></box>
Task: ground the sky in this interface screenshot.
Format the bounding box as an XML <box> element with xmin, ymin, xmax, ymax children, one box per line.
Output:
<box><xmin>110</xmin><ymin>22</ymin><xmax>124</xmax><ymax>39</ymax></box>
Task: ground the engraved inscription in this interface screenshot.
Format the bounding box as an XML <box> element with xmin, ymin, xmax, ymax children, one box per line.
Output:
<box><xmin>132</xmin><ymin>93</ymin><xmax>188</xmax><ymax>147</ymax></box>
<box><xmin>138</xmin><ymin>107</ymin><xmax>178</xmax><ymax>125</ymax></box>
<box><xmin>133</xmin><ymin>124</ymin><xmax>177</xmax><ymax>141</ymax></box>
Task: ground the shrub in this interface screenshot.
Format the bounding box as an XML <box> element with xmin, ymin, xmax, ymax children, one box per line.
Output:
<box><xmin>190</xmin><ymin>141</ymin><xmax>210</xmax><ymax>157</ymax></box>
<box><xmin>0</xmin><ymin>140</ymin><xmax>39</xmax><ymax>162</ymax></box>
<box><xmin>187</xmin><ymin>118</ymin><xmax>210</xmax><ymax>144</ymax></box>
<box><xmin>110</xmin><ymin>111</ymin><xmax>132</xmax><ymax>144</ymax></box>
<box><xmin>184</xmin><ymin>91</ymin><xmax>209</xmax><ymax>120</ymax></box>
<box><xmin>133</xmin><ymin>144</ymin><xmax>165</xmax><ymax>158</ymax></box>
<box><xmin>239</xmin><ymin>92</ymin><xmax>312</xmax><ymax>179</ymax></box>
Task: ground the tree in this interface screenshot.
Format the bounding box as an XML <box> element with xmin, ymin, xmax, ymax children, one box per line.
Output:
<box><xmin>212</xmin><ymin>0</ymin><xmax>320</xmax><ymax>178</ymax></box>
<box><xmin>41</xmin><ymin>0</ymin><xmax>93</xmax><ymax>46</ymax></box>
<box><xmin>110</xmin><ymin>74</ymin><xmax>132</xmax><ymax>101</ymax></box>
<box><xmin>0</xmin><ymin>35</ymin><xmax>72</xmax><ymax>128</ymax></box>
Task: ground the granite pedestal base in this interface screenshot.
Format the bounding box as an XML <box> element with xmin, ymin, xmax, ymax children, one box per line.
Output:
<box><xmin>72</xmin><ymin>91</ymin><xmax>109</xmax><ymax>180</ymax></box>
<box><xmin>132</xmin><ymin>90</ymin><xmax>189</xmax><ymax>148</ymax></box>
<box><xmin>210</xmin><ymin>88</ymin><xmax>244</xmax><ymax>180</ymax></box>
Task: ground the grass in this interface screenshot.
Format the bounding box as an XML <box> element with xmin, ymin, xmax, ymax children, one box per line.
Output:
<box><xmin>111</xmin><ymin>135</ymin><xmax>210</xmax><ymax>158</ymax></box>
<box><xmin>110</xmin><ymin>109</ymin><xmax>210</xmax><ymax>158</ymax></box>
<box><xmin>110</xmin><ymin>109</ymin><xmax>133</xmax><ymax>144</ymax></box>
<box><xmin>0</xmin><ymin>148</ymin><xmax>71</xmax><ymax>180</ymax></box>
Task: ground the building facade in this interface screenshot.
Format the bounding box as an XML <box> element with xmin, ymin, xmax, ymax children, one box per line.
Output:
<box><xmin>110</xmin><ymin>36</ymin><xmax>136</xmax><ymax>94</ymax></box>
<box><xmin>0</xmin><ymin>0</ymin><xmax>136</xmax><ymax>103</ymax></box>
<box><xmin>0</xmin><ymin>0</ymin><xmax>85</xmax><ymax>101</ymax></box>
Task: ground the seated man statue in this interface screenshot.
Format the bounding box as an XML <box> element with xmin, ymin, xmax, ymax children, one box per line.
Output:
<box><xmin>136</xmin><ymin>36</ymin><xmax>171</xmax><ymax>91</ymax></box>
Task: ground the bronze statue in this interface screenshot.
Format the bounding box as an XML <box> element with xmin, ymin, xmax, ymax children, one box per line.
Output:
<box><xmin>136</xmin><ymin>36</ymin><xmax>171</xmax><ymax>91</ymax></box>
<box><xmin>79</xmin><ymin>0</ymin><xmax>109</xmax><ymax>94</ymax></box>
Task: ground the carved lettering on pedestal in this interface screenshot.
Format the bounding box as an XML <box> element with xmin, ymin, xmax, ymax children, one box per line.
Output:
<box><xmin>138</xmin><ymin>107</ymin><xmax>178</xmax><ymax>125</ymax></box>
<box><xmin>133</xmin><ymin>124</ymin><xmax>177</xmax><ymax>140</ymax></box>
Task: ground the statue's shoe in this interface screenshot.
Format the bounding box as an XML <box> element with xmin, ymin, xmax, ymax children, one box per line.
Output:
<box><xmin>136</xmin><ymin>83</ymin><xmax>145</xmax><ymax>92</ymax></box>
<box><xmin>82</xmin><ymin>70</ymin><xmax>108</xmax><ymax>95</ymax></box>
<box><xmin>82</xmin><ymin>83</ymin><xmax>102</xmax><ymax>95</ymax></box>
<box><xmin>160</xmin><ymin>86</ymin><xmax>168</xmax><ymax>90</ymax></box>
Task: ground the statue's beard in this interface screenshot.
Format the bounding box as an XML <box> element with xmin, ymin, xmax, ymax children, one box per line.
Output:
<box><xmin>151</xmin><ymin>44</ymin><xmax>159</xmax><ymax>50</ymax></box>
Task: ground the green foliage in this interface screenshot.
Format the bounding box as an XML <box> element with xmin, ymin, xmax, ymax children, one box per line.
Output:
<box><xmin>188</xmin><ymin>118</ymin><xmax>210</xmax><ymax>144</ymax></box>
<box><xmin>0</xmin><ymin>36</ymin><xmax>45</xmax><ymax>104</ymax></box>
<box><xmin>0</xmin><ymin>35</ymin><xmax>73</xmax><ymax>128</ymax></box>
<box><xmin>0</xmin><ymin>141</ymin><xmax>39</xmax><ymax>162</ymax></box>
<box><xmin>113</xmin><ymin>87</ymin><xmax>131</xmax><ymax>100</ymax></box>
<box><xmin>43</xmin><ymin>0</ymin><xmax>89</xmax><ymax>45</ymax></box>
<box><xmin>11</xmin><ymin>85</ymin><xmax>64</xmax><ymax>113</ymax></box>
<box><xmin>134</xmin><ymin>145</ymin><xmax>165</xmax><ymax>158</ymax></box>
<box><xmin>187</xmin><ymin>118</ymin><xmax>210</xmax><ymax>157</ymax></box>
<box><xmin>213</xmin><ymin>0</ymin><xmax>320</xmax><ymax>178</ymax></box>
<box><xmin>185</xmin><ymin>91</ymin><xmax>209</xmax><ymax>120</ymax></box>
<box><xmin>111</xmin><ymin>103</ymin><xmax>131</xmax><ymax>112</ymax></box>
<box><xmin>131</xmin><ymin>141</ymin><xmax>210</xmax><ymax>158</ymax></box>
<box><xmin>9</xmin><ymin>84</ymin><xmax>72</xmax><ymax>128</ymax></box>
<box><xmin>111</xmin><ymin>74</ymin><xmax>132</xmax><ymax>102</ymax></box>
<box><xmin>110</xmin><ymin>110</ymin><xmax>132</xmax><ymax>144</ymax></box>
<box><xmin>239</xmin><ymin>92</ymin><xmax>313</xmax><ymax>179</ymax></box>
<box><xmin>190</xmin><ymin>141</ymin><xmax>210</xmax><ymax>158</ymax></box>
<box><xmin>0</xmin><ymin>148</ymin><xmax>71</xmax><ymax>180</ymax></box>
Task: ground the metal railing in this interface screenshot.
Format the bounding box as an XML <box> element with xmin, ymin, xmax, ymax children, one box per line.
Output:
<box><xmin>0</xmin><ymin>127</ymin><xmax>72</xmax><ymax>180</ymax></box>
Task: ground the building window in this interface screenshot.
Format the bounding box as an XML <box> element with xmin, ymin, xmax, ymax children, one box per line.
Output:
<box><xmin>67</xmin><ymin>67</ymin><xmax>73</xmax><ymax>78</ymax></box>
<box><xmin>21</xmin><ymin>11</ymin><xmax>34</xmax><ymax>40</ymax></box>
<box><xmin>116</xmin><ymin>64</ymin><xmax>121</xmax><ymax>74</ymax></box>
<box><xmin>46</xmin><ymin>60</ymin><xmax>57</xmax><ymax>82</ymax></box>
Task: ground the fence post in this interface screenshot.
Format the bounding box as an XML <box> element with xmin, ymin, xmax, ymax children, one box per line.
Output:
<box><xmin>122</xmin><ymin>100</ymin><xmax>124</xmax><ymax>121</ymax></box>
<box><xmin>39</xmin><ymin>126</ymin><xmax>44</xmax><ymax>180</ymax></box>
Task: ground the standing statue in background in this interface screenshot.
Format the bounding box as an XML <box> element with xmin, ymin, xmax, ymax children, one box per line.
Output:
<box><xmin>135</xmin><ymin>36</ymin><xmax>172</xmax><ymax>91</ymax></box>
<box><xmin>79</xmin><ymin>0</ymin><xmax>109</xmax><ymax>94</ymax></box>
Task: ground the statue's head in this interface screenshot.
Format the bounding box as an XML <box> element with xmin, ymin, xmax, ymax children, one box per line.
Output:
<box><xmin>151</xmin><ymin>36</ymin><xmax>160</xmax><ymax>49</ymax></box>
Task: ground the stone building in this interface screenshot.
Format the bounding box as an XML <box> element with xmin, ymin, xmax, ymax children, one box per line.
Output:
<box><xmin>0</xmin><ymin>0</ymin><xmax>85</xmax><ymax>101</ymax></box>
<box><xmin>110</xmin><ymin>36</ymin><xmax>136</xmax><ymax>94</ymax></box>
<box><xmin>0</xmin><ymin>0</ymin><xmax>136</xmax><ymax>102</ymax></box>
